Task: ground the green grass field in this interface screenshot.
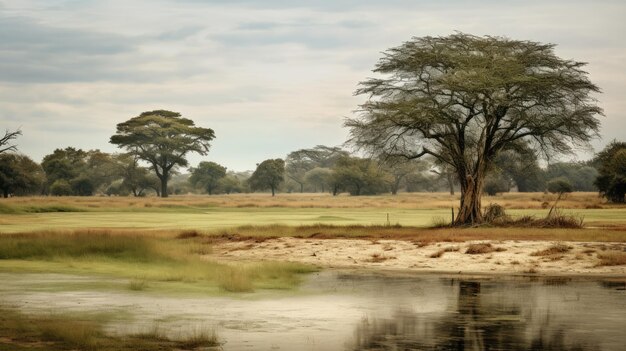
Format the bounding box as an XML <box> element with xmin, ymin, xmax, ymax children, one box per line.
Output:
<box><xmin>1</xmin><ymin>207</ymin><xmax>626</xmax><ymax>233</ymax></box>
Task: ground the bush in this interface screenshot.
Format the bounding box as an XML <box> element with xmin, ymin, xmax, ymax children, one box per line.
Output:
<box><xmin>483</xmin><ymin>178</ymin><xmax>509</xmax><ymax>196</ymax></box>
<box><xmin>50</xmin><ymin>180</ymin><xmax>73</xmax><ymax>196</ymax></box>
<box><xmin>483</xmin><ymin>203</ymin><xmax>508</xmax><ymax>223</ymax></box>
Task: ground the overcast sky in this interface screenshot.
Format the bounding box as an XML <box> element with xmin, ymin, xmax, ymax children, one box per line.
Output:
<box><xmin>1</xmin><ymin>0</ymin><xmax>624</xmax><ymax>171</ymax></box>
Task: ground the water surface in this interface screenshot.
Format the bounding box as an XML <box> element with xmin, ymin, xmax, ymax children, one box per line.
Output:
<box><xmin>1</xmin><ymin>272</ymin><xmax>625</xmax><ymax>350</ymax></box>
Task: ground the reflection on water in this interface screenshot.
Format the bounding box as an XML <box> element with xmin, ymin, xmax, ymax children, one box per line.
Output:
<box><xmin>352</xmin><ymin>278</ymin><xmax>624</xmax><ymax>351</ymax></box>
<box><xmin>1</xmin><ymin>272</ymin><xmax>625</xmax><ymax>350</ymax></box>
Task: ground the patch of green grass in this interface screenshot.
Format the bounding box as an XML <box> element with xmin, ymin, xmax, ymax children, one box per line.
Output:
<box><xmin>2</xmin><ymin>206</ymin><xmax>625</xmax><ymax>234</ymax></box>
<box><xmin>0</xmin><ymin>230</ymin><xmax>316</xmax><ymax>294</ymax></box>
<box><xmin>0</xmin><ymin>307</ymin><xmax>221</xmax><ymax>351</ymax></box>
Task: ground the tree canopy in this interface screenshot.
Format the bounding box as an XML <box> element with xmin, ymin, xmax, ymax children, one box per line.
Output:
<box><xmin>248</xmin><ymin>159</ymin><xmax>285</xmax><ymax>196</ymax></box>
<box><xmin>189</xmin><ymin>161</ymin><xmax>227</xmax><ymax>195</ymax></box>
<box><xmin>594</xmin><ymin>141</ymin><xmax>626</xmax><ymax>203</ymax></box>
<box><xmin>0</xmin><ymin>153</ymin><xmax>44</xmax><ymax>197</ymax></box>
<box><xmin>346</xmin><ymin>33</ymin><xmax>602</xmax><ymax>224</ymax></box>
<box><xmin>110</xmin><ymin>110</ymin><xmax>215</xmax><ymax>197</ymax></box>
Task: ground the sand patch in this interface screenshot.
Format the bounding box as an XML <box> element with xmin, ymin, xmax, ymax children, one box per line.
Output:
<box><xmin>211</xmin><ymin>238</ymin><xmax>626</xmax><ymax>275</ymax></box>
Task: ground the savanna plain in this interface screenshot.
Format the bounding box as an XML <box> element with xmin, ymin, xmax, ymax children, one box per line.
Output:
<box><xmin>1</xmin><ymin>192</ymin><xmax>625</xmax><ymax>350</ymax></box>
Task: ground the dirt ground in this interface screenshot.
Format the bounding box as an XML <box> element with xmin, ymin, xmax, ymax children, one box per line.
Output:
<box><xmin>212</xmin><ymin>238</ymin><xmax>626</xmax><ymax>276</ymax></box>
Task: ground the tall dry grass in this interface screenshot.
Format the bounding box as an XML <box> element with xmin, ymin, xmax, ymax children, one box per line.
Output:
<box><xmin>0</xmin><ymin>192</ymin><xmax>616</xmax><ymax>211</ymax></box>
<box><xmin>206</xmin><ymin>224</ymin><xmax>626</xmax><ymax>243</ymax></box>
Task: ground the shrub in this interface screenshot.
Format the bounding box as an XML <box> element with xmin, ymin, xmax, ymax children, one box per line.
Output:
<box><xmin>465</xmin><ymin>243</ymin><xmax>505</xmax><ymax>254</ymax></box>
<box><xmin>50</xmin><ymin>179</ymin><xmax>73</xmax><ymax>196</ymax></box>
<box><xmin>483</xmin><ymin>203</ymin><xmax>508</xmax><ymax>223</ymax></box>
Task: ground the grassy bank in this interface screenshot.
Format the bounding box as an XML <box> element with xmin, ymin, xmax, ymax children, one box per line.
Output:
<box><xmin>0</xmin><ymin>230</ymin><xmax>315</xmax><ymax>293</ymax></box>
<box><xmin>207</xmin><ymin>224</ymin><xmax>626</xmax><ymax>243</ymax></box>
<box><xmin>0</xmin><ymin>307</ymin><xmax>219</xmax><ymax>351</ymax></box>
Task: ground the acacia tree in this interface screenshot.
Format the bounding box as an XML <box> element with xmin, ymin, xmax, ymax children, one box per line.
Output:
<box><xmin>248</xmin><ymin>159</ymin><xmax>285</xmax><ymax>196</ymax></box>
<box><xmin>110</xmin><ymin>110</ymin><xmax>215</xmax><ymax>197</ymax></box>
<box><xmin>346</xmin><ymin>33</ymin><xmax>602</xmax><ymax>225</ymax></box>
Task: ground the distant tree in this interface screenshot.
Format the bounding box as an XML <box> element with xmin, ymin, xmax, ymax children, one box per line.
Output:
<box><xmin>248</xmin><ymin>159</ymin><xmax>285</xmax><ymax>196</ymax></box>
<box><xmin>0</xmin><ymin>154</ymin><xmax>44</xmax><ymax>197</ymax></box>
<box><xmin>382</xmin><ymin>159</ymin><xmax>425</xmax><ymax>195</ymax></box>
<box><xmin>285</xmin><ymin>151</ymin><xmax>314</xmax><ymax>193</ymax></box>
<box><xmin>113</xmin><ymin>154</ymin><xmax>154</xmax><ymax>197</ymax></box>
<box><xmin>483</xmin><ymin>173</ymin><xmax>511</xmax><ymax>196</ymax></box>
<box><xmin>304</xmin><ymin>167</ymin><xmax>333</xmax><ymax>193</ymax></box>
<box><xmin>544</xmin><ymin>162</ymin><xmax>598</xmax><ymax>191</ymax></box>
<box><xmin>189</xmin><ymin>161</ymin><xmax>227</xmax><ymax>195</ymax></box>
<box><xmin>494</xmin><ymin>145</ymin><xmax>544</xmax><ymax>192</ymax></box>
<box><xmin>346</xmin><ymin>33</ymin><xmax>602</xmax><ymax>225</ymax></box>
<box><xmin>41</xmin><ymin>147</ymin><xmax>88</xmax><ymax>194</ymax></box>
<box><xmin>594</xmin><ymin>141</ymin><xmax>626</xmax><ymax>203</ymax></box>
<box><xmin>110</xmin><ymin>110</ymin><xmax>215</xmax><ymax>197</ymax></box>
<box><xmin>41</xmin><ymin>148</ymin><xmax>117</xmax><ymax>196</ymax></box>
<box><xmin>49</xmin><ymin>179</ymin><xmax>73</xmax><ymax>196</ymax></box>
<box><xmin>84</xmin><ymin>150</ymin><xmax>118</xmax><ymax>192</ymax></box>
<box><xmin>547</xmin><ymin>177</ymin><xmax>573</xmax><ymax>195</ymax></box>
<box><xmin>285</xmin><ymin>146</ymin><xmax>349</xmax><ymax>192</ymax></box>
<box><xmin>332</xmin><ymin>156</ymin><xmax>389</xmax><ymax>196</ymax></box>
<box><xmin>217</xmin><ymin>175</ymin><xmax>242</xmax><ymax>194</ymax></box>
<box><xmin>0</xmin><ymin>129</ymin><xmax>21</xmax><ymax>154</ymax></box>
<box><xmin>405</xmin><ymin>172</ymin><xmax>446</xmax><ymax>192</ymax></box>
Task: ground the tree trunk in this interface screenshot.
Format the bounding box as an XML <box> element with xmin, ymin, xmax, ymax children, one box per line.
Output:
<box><xmin>271</xmin><ymin>186</ymin><xmax>275</xmax><ymax>197</ymax></box>
<box><xmin>455</xmin><ymin>168</ymin><xmax>486</xmax><ymax>225</ymax></box>
<box><xmin>160</xmin><ymin>171</ymin><xmax>169</xmax><ymax>198</ymax></box>
<box><xmin>300</xmin><ymin>183</ymin><xmax>304</xmax><ymax>193</ymax></box>
<box><xmin>2</xmin><ymin>188</ymin><xmax>8</xmax><ymax>198</ymax></box>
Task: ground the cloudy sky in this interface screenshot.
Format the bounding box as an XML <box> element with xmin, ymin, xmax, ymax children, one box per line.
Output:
<box><xmin>1</xmin><ymin>0</ymin><xmax>624</xmax><ymax>171</ymax></box>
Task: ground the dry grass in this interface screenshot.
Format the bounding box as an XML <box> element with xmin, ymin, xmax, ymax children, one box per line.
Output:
<box><xmin>531</xmin><ymin>243</ymin><xmax>572</xmax><ymax>256</ymax></box>
<box><xmin>0</xmin><ymin>192</ymin><xmax>618</xmax><ymax>211</ymax></box>
<box><xmin>207</xmin><ymin>224</ymin><xmax>626</xmax><ymax>243</ymax></box>
<box><xmin>366</xmin><ymin>253</ymin><xmax>395</xmax><ymax>263</ymax></box>
<box><xmin>596</xmin><ymin>251</ymin><xmax>626</xmax><ymax>266</ymax></box>
<box><xmin>429</xmin><ymin>246</ymin><xmax>459</xmax><ymax>258</ymax></box>
<box><xmin>465</xmin><ymin>243</ymin><xmax>506</xmax><ymax>255</ymax></box>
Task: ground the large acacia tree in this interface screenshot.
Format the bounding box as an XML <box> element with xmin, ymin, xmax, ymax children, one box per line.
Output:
<box><xmin>346</xmin><ymin>33</ymin><xmax>602</xmax><ymax>225</ymax></box>
<box><xmin>110</xmin><ymin>110</ymin><xmax>215</xmax><ymax>197</ymax></box>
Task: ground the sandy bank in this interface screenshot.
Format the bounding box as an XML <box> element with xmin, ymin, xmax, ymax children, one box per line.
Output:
<box><xmin>212</xmin><ymin>237</ymin><xmax>626</xmax><ymax>276</ymax></box>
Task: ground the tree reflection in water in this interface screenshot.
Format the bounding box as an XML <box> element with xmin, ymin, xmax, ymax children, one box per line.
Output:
<box><xmin>353</xmin><ymin>280</ymin><xmax>599</xmax><ymax>351</ymax></box>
